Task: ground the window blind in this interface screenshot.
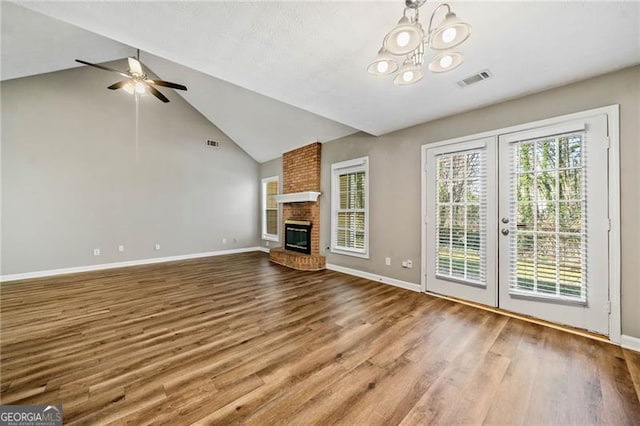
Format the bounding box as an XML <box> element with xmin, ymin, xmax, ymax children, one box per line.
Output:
<box><xmin>508</xmin><ymin>131</ymin><xmax>587</xmax><ymax>301</ymax></box>
<box><xmin>435</xmin><ymin>148</ymin><xmax>487</xmax><ymax>285</ymax></box>
<box><xmin>331</xmin><ymin>157</ymin><xmax>368</xmax><ymax>256</ymax></box>
<box><xmin>336</xmin><ymin>171</ymin><xmax>366</xmax><ymax>250</ymax></box>
<box><xmin>265</xmin><ymin>180</ymin><xmax>278</xmax><ymax>235</ymax></box>
<box><xmin>262</xmin><ymin>178</ymin><xmax>278</xmax><ymax>238</ymax></box>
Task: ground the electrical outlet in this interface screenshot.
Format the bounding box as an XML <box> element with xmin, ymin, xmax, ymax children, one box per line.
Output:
<box><xmin>402</xmin><ymin>259</ymin><xmax>413</xmax><ymax>269</ymax></box>
<box><xmin>222</xmin><ymin>238</ymin><xmax>227</xmax><ymax>244</ymax></box>
<box><xmin>154</xmin><ymin>243</ymin><xmax>160</xmax><ymax>251</ymax></box>
<box><xmin>93</xmin><ymin>248</ymin><xmax>101</xmax><ymax>256</ymax></box>
<box><xmin>266</xmin><ymin>241</ymin><xmax>270</xmax><ymax>247</ymax></box>
<box><xmin>385</xmin><ymin>257</ymin><xmax>391</xmax><ymax>266</ymax></box>
<box><xmin>118</xmin><ymin>245</ymin><xmax>125</xmax><ymax>252</ymax></box>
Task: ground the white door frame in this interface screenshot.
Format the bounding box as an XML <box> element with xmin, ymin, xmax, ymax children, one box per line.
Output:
<box><xmin>420</xmin><ymin>105</ymin><xmax>621</xmax><ymax>343</ymax></box>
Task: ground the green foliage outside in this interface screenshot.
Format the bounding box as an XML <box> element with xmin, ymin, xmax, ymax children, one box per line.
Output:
<box><xmin>436</xmin><ymin>134</ymin><xmax>585</xmax><ymax>299</ymax></box>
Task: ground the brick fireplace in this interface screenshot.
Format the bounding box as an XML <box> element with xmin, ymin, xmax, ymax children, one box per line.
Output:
<box><xmin>269</xmin><ymin>142</ymin><xmax>326</xmax><ymax>271</ymax></box>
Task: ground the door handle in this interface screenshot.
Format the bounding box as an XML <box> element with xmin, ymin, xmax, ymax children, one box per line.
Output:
<box><xmin>501</xmin><ymin>228</ymin><xmax>510</xmax><ymax>236</ymax></box>
<box><xmin>501</xmin><ymin>217</ymin><xmax>510</xmax><ymax>224</ymax></box>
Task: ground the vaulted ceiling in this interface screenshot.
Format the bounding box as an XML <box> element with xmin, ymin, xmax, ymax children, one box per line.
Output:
<box><xmin>3</xmin><ymin>1</ymin><xmax>639</xmax><ymax>162</ymax></box>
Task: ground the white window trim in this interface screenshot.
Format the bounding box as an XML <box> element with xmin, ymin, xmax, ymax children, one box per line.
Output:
<box><xmin>331</xmin><ymin>156</ymin><xmax>369</xmax><ymax>259</ymax></box>
<box><xmin>261</xmin><ymin>176</ymin><xmax>279</xmax><ymax>242</ymax></box>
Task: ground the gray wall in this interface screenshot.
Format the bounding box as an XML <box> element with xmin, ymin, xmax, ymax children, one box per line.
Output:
<box><xmin>266</xmin><ymin>66</ymin><xmax>639</xmax><ymax>338</ymax></box>
<box><xmin>1</xmin><ymin>61</ymin><xmax>260</xmax><ymax>275</ymax></box>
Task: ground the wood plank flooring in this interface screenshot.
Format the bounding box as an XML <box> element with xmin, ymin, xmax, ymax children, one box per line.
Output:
<box><xmin>1</xmin><ymin>252</ymin><xmax>639</xmax><ymax>425</ymax></box>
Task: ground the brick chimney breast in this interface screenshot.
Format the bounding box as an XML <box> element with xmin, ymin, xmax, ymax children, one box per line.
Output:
<box><xmin>269</xmin><ymin>142</ymin><xmax>326</xmax><ymax>271</ymax></box>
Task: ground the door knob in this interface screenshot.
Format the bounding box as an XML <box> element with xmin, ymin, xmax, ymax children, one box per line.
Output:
<box><xmin>501</xmin><ymin>228</ymin><xmax>510</xmax><ymax>236</ymax></box>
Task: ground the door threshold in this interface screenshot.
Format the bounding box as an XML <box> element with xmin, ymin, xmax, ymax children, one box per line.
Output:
<box><xmin>425</xmin><ymin>291</ymin><xmax>611</xmax><ymax>344</ymax></box>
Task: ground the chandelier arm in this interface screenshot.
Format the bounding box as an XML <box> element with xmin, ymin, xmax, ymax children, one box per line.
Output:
<box><xmin>427</xmin><ymin>3</ymin><xmax>452</xmax><ymax>39</ymax></box>
<box><xmin>402</xmin><ymin>6</ymin><xmax>419</xmax><ymax>23</ymax></box>
<box><xmin>414</xmin><ymin>42</ymin><xmax>425</xmax><ymax>66</ymax></box>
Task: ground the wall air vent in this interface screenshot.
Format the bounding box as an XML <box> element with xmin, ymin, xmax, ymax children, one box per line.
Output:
<box><xmin>206</xmin><ymin>140</ymin><xmax>220</xmax><ymax>147</ymax></box>
<box><xmin>457</xmin><ymin>70</ymin><xmax>493</xmax><ymax>88</ymax></box>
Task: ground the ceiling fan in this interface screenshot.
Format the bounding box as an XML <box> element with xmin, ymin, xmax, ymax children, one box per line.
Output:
<box><xmin>75</xmin><ymin>50</ymin><xmax>187</xmax><ymax>103</ymax></box>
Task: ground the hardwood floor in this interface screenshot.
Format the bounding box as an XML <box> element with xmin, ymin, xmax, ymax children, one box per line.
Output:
<box><xmin>1</xmin><ymin>252</ymin><xmax>639</xmax><ymax>425</ymax></box>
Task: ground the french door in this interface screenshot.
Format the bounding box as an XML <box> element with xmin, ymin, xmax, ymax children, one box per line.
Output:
<box><xmin>497</xmin><ymin>115</ymin><xmax>610</xmax><ymax>334</ymax></box>
<box><xmin>425</xmin><ymin>114</ymin><xmax>611</xmax><ymax>335</ymax></box>
<box><xmin>425</xmin><ymin>137</ymin><xmax>498</xmax><ymax>307</ymax></box>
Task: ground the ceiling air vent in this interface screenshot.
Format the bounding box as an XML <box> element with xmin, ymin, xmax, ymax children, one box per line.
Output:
<box><xmin>206</xmin><ymin>140</ymin><xmax>220</xmax><ymax>147</ymax></box>
<box><xmin>457</xmin><ymin>70</ymin><xmax>493</xmax><ymax>88</ymax></box>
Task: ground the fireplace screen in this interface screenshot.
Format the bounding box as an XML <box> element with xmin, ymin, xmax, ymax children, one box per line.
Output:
<box><xmin>284</xmin><ymin>220</ymin><xmax>312</xmax><ymax>254</ymax></box>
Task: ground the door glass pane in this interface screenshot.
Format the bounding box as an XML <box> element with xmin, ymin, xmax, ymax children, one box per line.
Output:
<box><xmin>435</xmin><ymin>149</ymin><xmax>486</xmax><ymax>284</ymax></box>
<box><xmin>510</xmin><ymin>131</ymin><xmax>586</xmax><ymax>300</ymax></box>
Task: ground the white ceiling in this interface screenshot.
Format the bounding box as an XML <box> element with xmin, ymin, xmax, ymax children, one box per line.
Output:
<box><xmin>4</xmin><ymin>1</ymin><xmax>640</xmax><ymax>162</ymax></box>
<box><xmin>0</xmin><ymin>1</ymin><xmax>134</xmax><ymax>81</ymax></box>
<box><xmin>141</xmin><ymin>52</ymin><xmax>357</xmax><ymax>163</ymax></box>
<box><xmin>1</xmin><ymin>2</ymin><xmax>357</xmax><ymax>163</ymax></box>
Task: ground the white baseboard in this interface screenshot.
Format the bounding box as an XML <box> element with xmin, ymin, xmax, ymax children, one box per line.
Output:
<box><xmin>326</xmin><ymin>263</ymin><xmax>421</xmax><ymax>292</ymax></box>
<box><xmin>621</xmin><ymin>335</ymin><xmax>640</xmax><ymax>352</ymax></box>
<box><xmin>256</xmin><ymin>247</ymin><xmax>270</xmax><ymax>253</ymax></box>
<box><xmin>0</xmin><ymin>247</ymin><xmax>264</xmax><ymax>282</ymax></box>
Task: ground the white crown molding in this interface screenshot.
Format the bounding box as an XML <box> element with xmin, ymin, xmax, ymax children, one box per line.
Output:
<box><xmin>326</xmin><ymin>263</ymin><xmax>421</xmax><ymax>293</ymax></box>
<box><xmin>274</xmin><ymin>192</ymin><xmax>321</xmax><ymax>203</ymax></box>
<box><xmin>0</xmin><ymin>247</ymin><xmax>264</xmax><ymax>283</ymax></box>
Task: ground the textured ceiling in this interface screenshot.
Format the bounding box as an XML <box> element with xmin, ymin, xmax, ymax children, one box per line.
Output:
<box><xmin>0</xmin><ymin>1</ymin><xmax>134</xmax><ymax>81</ymax></box>
<box><xmin>141</xmin><ymin>53</ymin><xmax>357</xmax><ymax>163</ymax></box>
<box><xmin>1</xmin><ymin>2</ymin><xmax>357</xmax><ymax>162</ymax></box>
<box><xmin>4</xmin><ymin>1</ymin><xmax>640</xmax><ymax>162</ymax></box>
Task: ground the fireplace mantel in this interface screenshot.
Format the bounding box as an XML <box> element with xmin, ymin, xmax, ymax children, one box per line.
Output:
<box><xmin>274</xmin><ymin>191</ymin><xmax>321</xmax><ymax>204</ymax></box>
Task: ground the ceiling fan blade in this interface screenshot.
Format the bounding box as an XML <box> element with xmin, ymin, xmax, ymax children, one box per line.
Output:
<box><xmin>145</xmin><ymin>83</ymin><xmax>170</xmax><ymax>103</ymax></box>
<box><xmin>107</xmin><ymin>80</ymin><xmax>129</xmax><ymax>90</ymax></box>
<box><xmin>128</xmin><ymin>57</ymin><xmax>143</xmax><ymax>75</ymax></box>
<box><xmin>147</xmin><ymin>80</ymin><xmax>187</xmax><ymax>91</ymax></box>
<box><xmin>75</xmin><ymin>59</ymin><xmax>132</xmax><ymax>79</ymax></box>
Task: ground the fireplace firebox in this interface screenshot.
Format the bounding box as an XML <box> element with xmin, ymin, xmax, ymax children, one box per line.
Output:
<box><xmin>284</xmin><ymin>220</ymin><xmax>312</xmax><ymax>255</ymax></box>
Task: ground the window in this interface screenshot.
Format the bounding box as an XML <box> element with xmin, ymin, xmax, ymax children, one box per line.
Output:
<box><xmin>435</xmin><ymin>148</ymin><xmax>487</xmax><ymax>285</ymax></box>
<box><xmin>331</xmin><ymin>157</ymin><xmax>369</xmax><ymax>258</ymax></box>
<box><xmin>509</xmin><ymin>131</ymin><xmax>587</xmax><ymax>300</ymax></box>
<box><xmin>262</xmin><ymin>176</ymin><xmax>279</xmax><ymax>241</ymax></box>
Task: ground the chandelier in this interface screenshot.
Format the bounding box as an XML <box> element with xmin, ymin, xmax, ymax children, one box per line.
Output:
<box><xmin>367</xmin><ymin>0</ymin><xmax>471</xmax><ymax>86</ymax></box>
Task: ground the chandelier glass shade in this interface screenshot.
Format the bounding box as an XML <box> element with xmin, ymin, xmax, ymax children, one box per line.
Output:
<box><xmin>368</xmin><ymin>1</ymin><xmax>471</xmax><ymax>86</ymax></box>
<box><xmin>428</xmin><ymin>51</ymin><xmax>463</xmax><ymax>73</ymax></box>
<box><xmin>429</xmin><ymin>12</ymin><xmax>471</xmax><ymax>50</ymax></box>
<box><xmin>393</xmin><ymin>61</ymin><xmax>424</xmax><ymax>85</ymax></box>
<box><xmin>383</xmin><ymin>17</ymin><xmax>425</xmax><ymax>55</ymax></box>
<box><xmin>366</xmin><ymin>48</ymin><xmax>400</xmax><ymax>75</ymax></box>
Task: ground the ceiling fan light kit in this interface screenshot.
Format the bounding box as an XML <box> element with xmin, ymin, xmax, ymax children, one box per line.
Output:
<box><xmin>368</xmin><ymin>0</ymin><xmax>471</xmax><ymax>86</ymax></box>
<box><xmin>75</xmin><ymin>50</ymin><xmax>187</xmax><ymax>103</ymax></box>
